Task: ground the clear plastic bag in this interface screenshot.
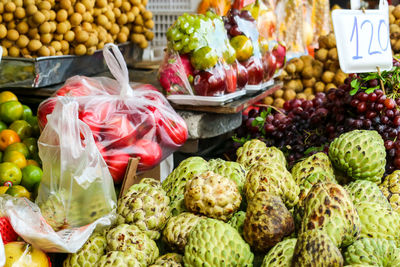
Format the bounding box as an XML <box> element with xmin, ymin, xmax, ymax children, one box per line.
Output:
<box><xmin>0</xmin><ymin>97</ymin><xmax>117</xmax><ymax>253</ymax></box>
<box><xmin>0</xmin><ymin>236</ymin><xmax>4</xmax><ymax>267</ymax></box>
<box><xmin>38</xmin><ymin>44</ymin><xmax>188</xmax><ymax>183</ymax></box>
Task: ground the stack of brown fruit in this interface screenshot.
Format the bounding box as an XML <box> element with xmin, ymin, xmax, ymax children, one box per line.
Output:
<box><xmin>265</xmin><ymin>33</ymin><xmax>348</xmax><ymax>108</ymax></box>
<box><xmin>0</xmin><ymin>0</ymin><xmax>154</xmax><ymax>57</ymax></box>
<box><xmin>389</xmin><ymin>5</ymin><xmax>400</xmax><ymax>54</ymax></box>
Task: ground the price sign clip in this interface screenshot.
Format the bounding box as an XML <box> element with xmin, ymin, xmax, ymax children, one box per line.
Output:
<box><xmin>332</xmin><ymin>0</ymin><xmax>393</xmax><ymax>73</ymax></box>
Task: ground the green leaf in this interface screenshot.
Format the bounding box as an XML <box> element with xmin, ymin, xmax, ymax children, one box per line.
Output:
<box><xmin>350</xmin><ymin>88</ymin><xmax>358</xmax><ymax>95</ymax></box>
<box><xmin>304</xmin><ymin>145</ymin><xmax>325</xmax><ymax>156</ymax></box>
<box><xmin>260</xmin><ymin>110</ymin><xmax>267</xmax><ymax>119</ymax></box>
<box><xmin>251</xmin><ymin>119</ymin><xmax>258</xmax><ymax>127</ymax></box>
<box><xmin>255</xmin><ymin>117</ymin><xmax>264</xmax><ymax>123</ymax></box>
<box><xmin>350</xmin><ymin>79</ymin><xmax>360</xmax><ymax>90</ymax></box>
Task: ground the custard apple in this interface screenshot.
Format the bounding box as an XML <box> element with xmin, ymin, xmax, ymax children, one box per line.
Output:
<box><xmin>63</xmin><ymin>232</ymin><xmax>106</xmax><ymax>267</ymax></box>
<box><xmin>228</xmin><ymin>211</ymin><xmax>246</xmax><ymax>236</ymax></box>
<box><xmin>140</xmin><ymin>178</ymin><xmax>162</xmax><ymax>188</ymax></box>
<box><xmin>243</xmin><ymin>192</ymin><xmax>294</xmax><ymax>252</ymax></box>
<box><xmin>162</xmin><ymin>212</ymin><xmax>204</xmax><ymax>252</ymax></box>
<box><xmin>117</xmin><ymin>183</ymin><xmax>170</xmax><ymax>239</ymax></box>
<box><xmin>169</xmin><ymin>195</ymin><xmax>187</xmax><ymax>216</ymax></box>
<box><xmin>106</xmin><ymin>224</ymin><xmax>159</xmax><ymax>265</ymax></box>
<box><xmin>345</xmin><ymin>180</ymin><xmax>391</xmax><ymax>208</ymax></box>
<box><xmin>355</xmin><ymin>201</ymin><xmax>400</xmax><ymax>242</ymax></box>
<box><xmin>379</xmin><ymin>170</ymin><xmax>400</xmax><ymax>214</ymax></box>
<box><xmin>291</xmin><ymin>152</ymin><xmax>336</xmax><ymax>203</ymax></box>
<box><xmin>162</xmin><ymin>157</ymin><xmax>209</xmax><ymax>203</ymax></box>
<box><xmin>244</xmin><ymin>162</ymin><xmax>299</xmax><ymax>207</ymax></box>
<box><xmin>208</xmin><ymin>158</ymin><xmax>246</xmax><ymax>196</ymax></box>
<box><xmin>292</xmin><ymin>229</ymin><xmax>344</xmax><ymax>267</ymax></box>
<box><xmin>301</xmin><ymin>182</ymin><xmax>360</xmax><ymax>247</ymax></box>
<box><xmin>236</xmin><ymin>139</ymin><xmax>286</xmax><ymax>169</ymax></box>
<box><xmin>344</xmin><ymin>238</ymin><xmax>400</xmax><ymax>266</ymax></box>
<box><xmin>184</xmin><ymin>171</ymin><xmax>241</xmax><ymax>221</ymax></box>
<box><xmin>38</xmin><ymin>190</ymin><xmax>69</xmax><ymax>231</ymax></box>
<box><xmin>261</xmin><ymin>238</ymin><xmax>296</xmax><ymax>267</ymax></box>
<box><xmin>97</xmin><ymin>251</ymin><xmax>142</xmax><ymax>267</ymax></box>
<box><xmin>329</xmin><ymin>130</ymin><xmax>386</xmax><ymax>183</ymax></box>
<box><xmin>183</xmin><ymin>218</ymin><xmax>254</xmax><ymax>266</ymax></box>
<box><xmin>149</xmin><ymin>253</ymin><xmax>183</xmax><ymax>267</ymax></box>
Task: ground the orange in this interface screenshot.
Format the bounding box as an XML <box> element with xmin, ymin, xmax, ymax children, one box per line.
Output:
<box><xmin>3</xmin><ymin>150</ymin><xmax>27</xmax><ymax>169</ymax></box>
<box><xmin>6</xmin><ymin>185</ymin><xmax>31</xmax><ymax>198</ymax></box>
<box><xmin>4</xmin><ymin>142</ymin><xmax>29</xmax><ymax>158</ymax></box>
<box><xmin>0</xmin><ymin>162</ymin><xmax>22</xmax><ymax>185</ymax></box>
<box><xmin>26</xmin><ymin>159</ymin><xmax>39</xmax><ymax>167</ymax></box>
<box><xmin>0</xmin><ymin>91</ymin><xmax>18</xmax><ymax>104</ymax></box>
<box><xmin>0</xmin><ymin>101</ymin><xmax>23</xmax><ymax>124</ymax></box>
<box><xmin>21</xmin><ymin>165</ymin><xmax>42</xmax><ymax>191</ymax></box>
<box><xmin>230</xmin><ymin>35</ymin><xmax>254</xmax><ymax>61</ymax></box>
<box><xmin>0</xmin><ymin>129</ymin><xmax>20</xmax><ymax>150</ymax></box>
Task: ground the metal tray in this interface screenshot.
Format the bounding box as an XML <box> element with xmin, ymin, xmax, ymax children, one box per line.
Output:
<box><xmin>0</xmin><ymin>42</ymin><xmax>142</xmax><ymax>89</ymax></box>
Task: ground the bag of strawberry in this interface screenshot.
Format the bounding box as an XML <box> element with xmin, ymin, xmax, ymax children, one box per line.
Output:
<box><xmin>37</xmin><ymin>44</ymin><xmax>188</xmax><ymax>184</ymax></box>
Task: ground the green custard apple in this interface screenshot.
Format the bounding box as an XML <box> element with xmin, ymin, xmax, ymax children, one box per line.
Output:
<box><xmin>261</xmin><ymin>238</ymin><xmax>297</xmax><ymax>267</ymax></box>
<box><xmin>345</xmin><ymin>180</ymin><xmax>391</xmax><ymax>208</ymax></box>
<box><xmin>149</xmin><ymin>253</ymin><xmax>183</xmax><ymax>267</ymax></box>
<box><xmin>97</xmin><ymin>251</ymin><xmax>142</xmax><ymax>267</ymax></box>
<box><xmin>379</xmin><ymin>170</ymin><xmax>400</xmax><ymax>214</ymax></box>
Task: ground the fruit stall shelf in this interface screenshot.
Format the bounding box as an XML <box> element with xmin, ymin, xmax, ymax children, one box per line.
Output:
<box><xmin>169</xmin><ymin>81</ymin><xmax>283</xmax><ymax>114</ymax></box>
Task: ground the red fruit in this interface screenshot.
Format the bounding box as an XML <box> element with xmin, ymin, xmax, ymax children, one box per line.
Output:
<box><xmin>0</xmin><ymin>217</ymin><xmax>18</xmax><ymax>244</ymax></box>
<box><xmin>262</xmin><ymin>52</ymin><xmax>277</xmax><ymax>81</ymax></box>
<box><xmin>95</xmin><ymin>141</ymin><xmax>108</xmax><ymax>161</ymax></box>
<box><xmin>131</xmin><ymin>139</ymin><xmax>162</xmax><ymax>170</ymax></box>
<box><xmin>159</xmin><ymin>118</ymin><xmax>188</xmax><ymax>146</ymax></box>
<box><xmin>105</xmin><ymin>150</ymin><xmax>130</xmax><ymax>184</ymax></box>
<box><xmin>225</xmin><ymin>64</ymin><xmax>237</xmax><ymax>94</ymax></box>
<box><xmin>242</xmin><ymin>57</ymin><xmax>264</xmax><ymax>85</ymax></box>
<box><xmin>384</xmin><ymin>98</ymin><xmax>395</xmax><ymax>109</ymax></box>
<box><xmin>79</xmin><ymin>110</ymin><xmax>102</xmax><ymax>141</ymax></box>
<box><xmin>102</xmin><ymin>115</ymin><xmax>137</xmax><ymax>148</ymax></box>
<box><xmin>234</xmin><ymin>62</ymin><xmax>248</xmax><ymax>89</ymax></box>
<box><xmin>55</xmin><ymin>79</ymin><xmax>93</xmax><ymax>97</ymax></box>
<box><xmin>272</xmin><ymin>42</ymin><xmax>286</xmax><ymax>69</ymax></box>
<box><xmin>37</xmin><ymin>98</ymin><xmax>57</xmax><ymax>130</ymax></box>
<box><xmin>232</xmin><ymin>0</ymin><xmax>256</xmax><ymax>10</ymax></box>
<box><xmin>193</xmin><ymin>65</ymin><xmax>227</xmax><ymax>96</ymax></box>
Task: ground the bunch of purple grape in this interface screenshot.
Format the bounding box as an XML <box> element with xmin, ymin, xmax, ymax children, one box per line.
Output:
<box><xmin>222</xmin><ymin>8</ymin><xmax>256</xmax><ymax>38</ymax></box>
<box><xmin>234</xmin><ymin>59</ymin><xmax>400</xmax><ymax>174</ymax></box>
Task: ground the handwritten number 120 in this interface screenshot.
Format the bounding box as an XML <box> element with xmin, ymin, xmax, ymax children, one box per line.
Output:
<box><xmin>350</xmin><ymin>16</ymin><xmax>389</xmax><ymax>60</ymax></box>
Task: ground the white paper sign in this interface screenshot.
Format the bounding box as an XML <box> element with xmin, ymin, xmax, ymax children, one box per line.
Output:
<box><xmin>332</xmin><ymin>0</ymin><xmax>392</xmax><ymax>73</ymax></box>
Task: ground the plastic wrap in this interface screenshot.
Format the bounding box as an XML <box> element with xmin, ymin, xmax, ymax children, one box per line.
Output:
<box><xmin>38</xmin><ymin>44</ymin><xmax>188</xmax><ymax>183</ymax></box>
<box><xmin>0</xmin><ymin>237</ymin><xmax>4</xmax><ymax>267</ymax></box>
<box><xmin>159</xmin><ymin>12</ymin><xmax>239</xmax><ymax>96</ymax></box>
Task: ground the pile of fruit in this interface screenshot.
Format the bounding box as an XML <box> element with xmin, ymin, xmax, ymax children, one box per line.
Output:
<box><xmin>158</xmin><ymin>10</ymin><xmax>285</xmax><ymax>96</ymax></box>
<box><xmin>0</xmin><ymin>91</ymin><xmax>42</xmax><ymax>200</ymax></box>
<box><xmin>61</xmin><ymin>132</ymin><xmax>400</xmax><ymax>266</ymax></box>
<box><xmin>266</xmin><ymin>33</ymin><xmax>348</xmax><ymax>108</ymax></box>
<box><xmin>0</xmin><ymin>0</ymin><xmax>154</xmax><ymax>57</ymax></box>
<box><xmin>390</xmin><ymin>5</ymin><xmax>400</xmax><ymax>54</ymax></box>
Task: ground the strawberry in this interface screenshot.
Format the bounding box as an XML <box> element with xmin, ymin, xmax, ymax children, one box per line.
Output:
<box><xmin>0</xmin><ymin>217</ymin><xmax>18</xmax><ymax>244</ymax></box>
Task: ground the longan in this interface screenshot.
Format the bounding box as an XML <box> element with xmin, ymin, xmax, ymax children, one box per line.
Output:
<box><xmin>131</xmin><ymin>0</ymin><xmax>140</xmax><ymax>5</ymax></box>
<box><xmin>5</xmin><ymin>2</ymin><xmax>16</xmax><ymax>13</ymax></box>
<box><xmin>82</xmin><ymin>12</ymin><xmax>93</xmax><ymax>22</ymax></box>
<box><xmin>134</xmin><ymin>15</ymin><xmax>143</xmax><ymax>25</ymax></box>
<box><xmin>57</xmin><ymin>22</ymin><xmax>68</xmax><ymax>34</ymax></box>
<box><xmin>117</xmin><ymin>13</ymin><xmax>128</xmax><ymax>24</ymax></box>
<box><xmin>110</xmin><ymin>23</ymin><xmax>119</xmax><ymax>35</ymax></box>
<box><xmin>87</xmin><ymin>46</ymin><xmax>96</xmax><ymax>55</ymax></box>
<box><xmin>74</xmin><ymin>44</ymin><xmax>86</xmax><ymax>55</ymax></box>
<box><xmin>7</xmin><ymin>29</ymin><xmax>19</xmax><ymax>42</ymax></box>
<box><xmin>50</xmin><ymin>40</ymin><xmax>62</xmax><ymax>51</ymax></box>
<box><xmin>97</xmin><ymin>14</ymin><xmax>108</xmax><ymax>26</ymax></box>
<box><xmin>26</xmin><ymin>4</ymin><xmax>37</xmax><ymax>16</ymax></box>
<box><xmin>7</xmin><ymin>21</ymin><xmax>16</xmax><ymax>30</ymax></box>
<box><xmin>121</xmin><ymin>1</ymin><xmax>131</xmax><ymax>12</ymax></box>
<box><xmin>97</xmin><ymin>41</ymin><xmax>104</xmax><ymax>49</ymax></box>
<box><xmin>9</xmin><ymin>46</ymin><xmax>20</xmax><ymax>57</ymax></box>
<box><xmin>96</xmin><ymin>0</ymin><xmax>107</xmax><ymax>8</ymax></box>
<box><xmin>138</xmin><ymin>4</ymin><xmax>145</xmax><ymax>13</ymax></box>
<box><xmin>38</xmin><ymin>46</ymin><xmax>50</xmax><ymax>57</ymax></box>
<box><xmin>41</xmin><ymin>33</ymin><xmax>53</xmax><ymax>44</ymax></box>
<box><xmin>49</xmin><ymin>10</ymin><xmax>56</xmax><ymax>20</ymax></box>
<box><xmin>144</xmin><ymin>30</ymin><xmax>154</xmax><ymax>41</ymax></box>
<box><xmin>75</xmin><ymin>2</ymin><xmax>86</xmax><ymax>14</ymax></box>
<box><xmin>49</xmin><ymin>46</ymin><xmax>56</xmax><ymax>56</ymax></box>
<box><xmin>0</xmin><ymin>3</ymin><xmax>4</xmax><ymax>13</ymax></box>
<box><xmin>120</xmin><ymin>26</ymin><xmax>129</xmax><ymax>35</ymax></box>
<box><xmin>49</xmin><ymin>21</ymin><xmax>57</xmax><ymax>32</ymax></box>
<box><xmin>113</xmin><ymin>8</ymin><xmax>121</xmax><ymax>18</ymax></box>
<box><xmin>16</xmin><ymin>35</ymin><xmax>29</xmax><ymax>48</ymax></box>
<box><xmin>39</xmin><ymin>22</ymin><xmax>51</xmax><ymax>34</ymax></box>
<box><xmin>132</xmin><ymin>6</ymin><xmax>139</xmax><ymax>16</ymax></box>
<box><xmin>132</xmin><ymin>25</ymin><xmax>143</xmax><ymax>33</ymax></box>
<box><xmin>21</xmin><ymin>48</ymin><xmax>30</xmax><ymax>56</ymax></box>
<box><xmin>142</xmin><ymin>10</ymin><xmax>152</xmax><ymax>20</ymax></box>
<box><xmin>85</xmin><ymin>33</ymin><xmax>98</xmax><ymax>46</ymax></box>
<box><xmin>28</xmin><ymin>28</ymin><xmax>38</xmax><ymax>38</ymax></box>
<box><xmin>63</xmin><ymin>30</ymin><xmax>74</xmax><ymax>41</ymax></box>
<box><xmin>2</xmin><ymin>48</ymin><xmax>7</xmax><ymax>57</ymax></box>
<box><xmin>114</xmin><ymin>0</ymin><xmax>122</xmax><ymax>7</ymax></box>
<box><xmin>105</xmin><ymin>9</ymin><xmax>115</xmax><ymax>21</ymax></box>
<box><xmin>14</xmin><ymin>7</ymin><xmax>26</xmax><ymax>19</ymax></box>
<box><xmin>28</xmin><ymin>39</ymin><xmax>42</xmax><ymax>51</ymax></box>
<box><xmin>55</xmin><ymin>51</ymin><xmax>63</xmax><ymax>56</ymax></box>
<box><xmin>38</xmin><ymin>1</ymin><xmax>51</xmax><ymax>10</ymax></box>
<box><xmin>60</xmin><ymin>40</ymin><xmax>69</xmax><ymax>51</ymax></box>
<box><xmin>42</xmin><ymin>10</ymin><xmax>51</xmax><ymax>21</ymax></box>
<box><xmin>0</xmin><ymin>25</ymin><xmax>7</xmax><ymax>39</ymax></box>
<box><xmin>3</xmin><ymin>13</ymin><xmax>14</xmax><ymax>22</ymax></box>
<box><xmin>1</xmin><ymin>39</ymin><xmax>12</xmax><ymax>48</ymax></box>
<box><xmin>144</xmin><ymin>20</ymin><xmax>154</xmax><ymax>29</ymax></box>
<box><xmin>93</xmin><ymin>8</ymin><xmax>101</xmax><ymax>17</ymax></box>
<box><xmin>60</xmin><ymin>0</ymin><xmax>71</xmax><ymax>9</ymax></box>
<box><xmin>14</xmin><ymin>0</ymin><xmax>23</xmax><ymax>7</ymax></box>
<box><xmin>70</xmin><ymin>13</ymin><xmax>82</xmax><ymax>26</ymax></box>
<box><xmin>82</xmin><ymin>22</ymin><xmax>92</xmax><ymax>31</ymax></box>
<box><xmin>130</xmin><ymin>33</ymin><xmax>145</xmax><ymax>43</ymax></box>
<box><xmin>54</xmin><ymin>33</ymin><xmax>63</xmax><ymax>41</ymax></box>
<box><xmin>33</xmin><ymin>12</ymin><xmax>45</xmax><ymax>24</ymax></box>
<box><xmin>127</xmin><ymin>12</ymin><xmax>135</xmax><ymax>23</ymax></box>
<box><xmin>56</xmin><ymin>9</ymin><xmax>68</xmax><ymax>22</ymax></box>
<box><xmin>23</xmin><ymin>0</ymin><xmax>35</xmax><ymax>5</ymax></box>
<box><xmin>81</xmin><ymin>0</ymin><xmax>95</xmax><ymax>10</ymax></box>
<box><xmin>117</xmin><ymin>32</ymin><xmax>127</xmax><ymax>43</ymax></box>
<box><xmin>75</xmin><ymin>30</ymin><xmax>89</xmax><ymax>43</ymax></box>
<box><xmin>67</xmin><ymin>6</ymin><xmax>74</xmax><ymax>15</ymax></box>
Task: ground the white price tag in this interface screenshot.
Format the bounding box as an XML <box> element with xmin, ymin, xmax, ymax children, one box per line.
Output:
<box><xmin>332</xmin><ymin>0</ymin><xmax>392</xmax><ymax>73</ymax></box>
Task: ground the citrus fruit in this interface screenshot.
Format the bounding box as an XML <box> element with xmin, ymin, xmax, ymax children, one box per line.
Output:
<box><xmin>0</xmin><ymin>91</ymin><xmax>18</xmax><ymax>104</ymax></box>
<box><xmin>0</xmin><ymin>162</ymin><xmax>22</xmax><ymax>185</ymax></box>
<box><xmin>4</xmin><ymin>242</ymin><xmax>50</xmax><ymax>267</ymax></box>
<box><xmin>23</xmin><ymin>137</ymin><xmax>38</xmax><ymax>156</ymax></box>
<box><xmin>6</xmin><ymin>185</ymin><xmax>31</xmax><ymax>198</ymax></box>
<box><xmin>0</xmin><ymin>129</ymin><xmax>21</xmax><ymax>151</ymax></box>
<box><xmin>4</xmin><ymin>142</ymin><xmax>29</xmax><ymax>158</ymax></box>
<box><xmin>0</xmin><ymin>185</ymin><xmax>9</xmax><ymax>194</ymax></box>
<box><xmin>22</xmin><ymin>105</ymin><xmax>33</xmax><ymax>120</ymax></box>
<box><xmin>21</xmin><ymin>165</ymin><xmax>42</xmax><ymax>191</ymax></box>
<box><xmin>230</xmin><ymin>35</ymin><xmax>254</xmax><ymax>61</ymax></box>
<box><xmin>0</xmin><ymin>101</ymin><xmax>23</xmax><ymax>124</ymax></box>
<box><xmin>26</xmin><ymin>116</ymin><xmax>40</xmax><ymax>137</ymax></box>
<box><xmin>3</xmin><ymin>150</ymin><xmax>27</xmax><ymax>169</ymax></box>
<box><xmin>0</xmin><ymin>121</ymin><xmax>7</xmax><ymax>132</ymax></box>
<box><xmin>9</xmin><ymin>120</ymin><xmax>32</xmax><ymax>139</ymax></box>
<box><xmin>26</xmin><ymin>159</ymin><xmax>39</xmax><ymax>167</ymax></box>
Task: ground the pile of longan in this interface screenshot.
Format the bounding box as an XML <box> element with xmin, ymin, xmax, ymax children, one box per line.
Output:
<box><xmin>0</xmin><ymin>0</ymin><xmax>154</xmax><ymax>57</ymax></box>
